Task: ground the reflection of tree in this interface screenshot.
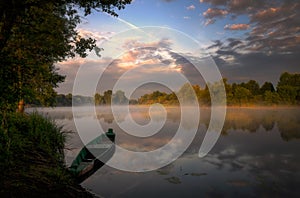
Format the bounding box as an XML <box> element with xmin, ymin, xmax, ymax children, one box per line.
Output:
<box><xmin>261</xmin><ymin>116</ymin><xmax>276</xmax><ymax>131</ymax></box>
<box><xmin>96</xmin><ymin>113</ymin><xmax>114</xmax><ymax>124</ymax></box>
<box><xmin>96</xmin><ymin>112</ymin><xmax>125</xmax><ymax>124</ymax></box>
<box><xmin>109</xmin><ymin>107</ymin><xmax>300</xmax><ymax>142</ymax></box>
<box><xmin>34</xmin><ymin>106</ymin><xmax>300</xmax><ymax>141</ymax></box>
<box><xmin>201</xmin><ymin>108</ymin><xmax>300</xmax><ymax>141</ymax></box>
<box><xmin>222</xmin><ymin>110</ymin><xmax>262</xmax><ymax>133</ymax></box>
<box><xmin>276</xmin><ymin>110</ymin><xmax>300</xmax><ymax>141</ymax></box>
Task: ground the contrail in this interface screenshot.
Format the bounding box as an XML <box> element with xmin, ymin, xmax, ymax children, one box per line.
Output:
<box><xmin>115</xmin><ymin>17</ymin><xmax>139</xmax><ymax>30</ymax></box>
<box><xmin>113</xmin><ymin>16</ymin><xmax>156</xmax><ymax>40</ymax></box>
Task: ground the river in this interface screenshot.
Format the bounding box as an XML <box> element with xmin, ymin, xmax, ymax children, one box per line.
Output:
<box><xmin>27</xmin><ymin>106</ymin><xmax>300</xmax><ymax>197</ymax></box>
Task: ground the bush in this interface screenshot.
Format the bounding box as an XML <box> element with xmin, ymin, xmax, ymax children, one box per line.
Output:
<box><xmin>0</xmin><ymin>112</ymin><xmax>92</xmax><ymax>197</ymax></box>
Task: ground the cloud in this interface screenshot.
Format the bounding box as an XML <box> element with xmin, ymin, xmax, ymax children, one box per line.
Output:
<box><xmin>207</xmin><ymin>39</ymin><xmax>300</xmax><ymax>84</ymax></box>
<box><xmin>95</xmin><ymin>38</ymin><xmax>186</xmax><ymax>95</ymax></box>
<box><xmin>251</xmin><ymin>7</ymin><xmax>280</xmax><ymax>22</ymax></box>
<box><xmin>78</xmin><ymin>29</ymin><xmax>114</xmax><ymax>44</ymax></box>
<box><xmin>186</xmin><ymin>5</ymin><xmax>195</xmax><ymax>10</ymax></box>
<box><xmin>224</xmin><ymin>23</ymin><xmax>250</xmax><ymax>31</ymax></box>
<box><xmin>183</xmin><ymin>16</ymin><xmax>191</xmax><ymax>20</ymax></box>
<box><xmin>122</xmin><ymin>38</ymin><xmax>173</xmax><ymax>50</ymax></box>
<box><xmin>204</xmin><ymin>18</ymin><xmax>216</xmax><ymax>26</ymax></box>
<box><xmin>56</xmin><ymin>57</ymin><xmax>114</xmax><ymax>94</ymax></box>
<box><xmin>203</xmin><ymin>8</ymin><xmax>228</xmax><ymax>18</ymax></box>
<box><xmin>200</xmin><ymin>0</ymin><xmax>262</xmax><ymax>12</ymax></box>
<box><xmin>228</xmin><ymin>0</ymin><xmax>261</xmax><ymax>12</ymax></box>
<box><xmin>203</xmin><ymin>0</ymin><xmax>300</xmax><ymax>57</ymax></box>
<box><xmin>203</xmin><ymin>8</ymin><xmax>228</xmax><ymax>26</ymax></box>
<box><xmin>200</xmin><ymin>0</ymin><xmax>225</xmax><ymax>5</ymax></box>
<box><xmin>114</xmin><ymin>43</ymin><xmax>181</xmax><ymax>72</ymax></box>
<box><xmin>207</xmin><ymin>40</ymin><xmax>223</xmax><ymax>50</ymax></box>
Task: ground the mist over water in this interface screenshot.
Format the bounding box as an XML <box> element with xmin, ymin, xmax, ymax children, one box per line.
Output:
<box><xmin>28</xmin><ymin>106</ymin><xmax>300</xmax><ymax>197</ymax></box>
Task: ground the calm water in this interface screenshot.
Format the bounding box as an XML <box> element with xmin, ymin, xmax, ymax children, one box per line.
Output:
<box><xmin>28</xmin><ymin>106</ymin><xmax>300</xmax><ymax>197</ymax></box>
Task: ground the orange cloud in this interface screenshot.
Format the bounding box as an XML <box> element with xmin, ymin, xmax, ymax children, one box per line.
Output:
<box><xmin>203</xmin><ymin>8</ymin><xmax>228</xmax><ymax>18</ymax></box>
<box><xmin>252</xmin><ymin>7</ymin><xmax>280</xmax><ymax>21</ymax></box>
<box><xmin>121</xmin><ymin>50</ymin><xmax>139</xmax><ymax>63</ymax></box>
<box><xmin>224</xmin><ymin>24</ymin><xmax>250</xmax><ymax>31</ymax></box>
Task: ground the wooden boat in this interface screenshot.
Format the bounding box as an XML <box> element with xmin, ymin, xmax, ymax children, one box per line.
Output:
<box><xmin>69</xmin><ymin>128</ymin><xmax>116</xmax><ymax>183</ymax></box>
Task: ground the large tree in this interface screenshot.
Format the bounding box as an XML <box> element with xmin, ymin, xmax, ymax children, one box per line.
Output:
<box><xmin>112</xmin><ymin>90</ymin><xmax>128</xmax><ymax>105</ymax></box>
<box><xmin>240</xmin><ymin>80</ymin><xmax>260</xmax><ymax>96</ymax></box>
<box><xmin>260</xmin><ymin>82</ymin><xmax>275</xmax><ymax>94</ymax></box>
<box><xmin>0</xmin><ymin>0</ymin><xmax>131</xmax><ymax>112</ymax></box>
<box><xmin>277</xmin><ymin>72</ymin><xmax>300</xmax><ymax>104</ymax></box>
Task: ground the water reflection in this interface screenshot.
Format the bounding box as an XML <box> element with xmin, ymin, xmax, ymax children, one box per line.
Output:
<box><xmin>220</xmin><ymin>108</ymin><xmax>300</xmax><ymax>141</ymax></box>
<box><xmin>29</xmin><ymin>106</ymin><xmax>300</xmax><ymax>141</ymax></box>
<box><xmin>27</xmin><ymin>106</ymin><xmax>300</xmax><ymax>197</ymax></box>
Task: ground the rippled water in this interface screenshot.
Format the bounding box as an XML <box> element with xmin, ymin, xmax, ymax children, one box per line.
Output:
<box><xmin>28</xmin><ymin>106</ymin><xmax>300</xmax><ymax>197</ymax></box>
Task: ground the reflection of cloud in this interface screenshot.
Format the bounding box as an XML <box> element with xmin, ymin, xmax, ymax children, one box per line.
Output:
<box><xmin>57</xmin><ymin>106</ymin><xmax>300</xmax><ymax>196</ymax></box>
<box><xmin>119</xmin><ymin>136</ymin><xmax>170</xmax><ymax>152</ymax></box>
<box><xmin>201</xmin><ymin>148</ymin><xmax>300</xmax><ymax>196</ymax></box>
<box><xmin>220</xmin><ymin>147</ymin><xmax>236</xmax><ymax>156</ymax></box>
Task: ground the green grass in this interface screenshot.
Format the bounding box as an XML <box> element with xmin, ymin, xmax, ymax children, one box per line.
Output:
<box><xmin>0</xmin><ymin>112</ymin><xmax>93</xmax><ymax>197</ymax></box>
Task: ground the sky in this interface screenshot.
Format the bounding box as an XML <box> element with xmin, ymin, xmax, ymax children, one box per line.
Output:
<box><xmin>56</xmin><ymin>0</ymin><xmax>300</xmax><ymax>96</ymax></box>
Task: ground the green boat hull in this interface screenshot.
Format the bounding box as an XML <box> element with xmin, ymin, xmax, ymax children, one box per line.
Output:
<box><xmin>69</xmin><ymin>129</ymin><xmax>115</xmax><ymax>183</ymax></box>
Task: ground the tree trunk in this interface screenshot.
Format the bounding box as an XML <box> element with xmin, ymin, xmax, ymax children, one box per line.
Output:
<box><xmin>17</xmin><ymin>99</ymin><xmax>25</xmax><ymax>113</ymax></box>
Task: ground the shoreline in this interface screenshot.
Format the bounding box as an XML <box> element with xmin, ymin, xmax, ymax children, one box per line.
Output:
<box><xmin>27</xmin><ymin>104</ymin><xmax>300</xmax><ymax>109</ymax></box>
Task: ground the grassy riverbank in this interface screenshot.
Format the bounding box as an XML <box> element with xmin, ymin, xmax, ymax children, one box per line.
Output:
<box><xmin>0</xmin><ymin>112</ymin><xmax>93</xmax><ymax>197</ymax></box>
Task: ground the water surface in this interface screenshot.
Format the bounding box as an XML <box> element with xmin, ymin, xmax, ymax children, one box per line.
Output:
<box><xmin>29</xmin><ymin>106</ymin><xmax>300</xmax><ymax>197</ymax></box>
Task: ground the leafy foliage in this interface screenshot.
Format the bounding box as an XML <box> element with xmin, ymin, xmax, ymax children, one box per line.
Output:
<box><xmin>0</xmin><ymin>0</ymin><xmax>132</xmax><ymax>112</ymax></box>
<box><xmin>277</xmin><ymin>72</ymin><xmax>300</xmax><ymax>104</ymax></box>
<box><xmin>38</xmin><ymin>74</ymin><xmax>300</xmax><ymax>107</ymax></box>
<box><xmin>112</xmin><ymin>90</ymin><xmax>129</xmax><ymax>105</ymax></box>
<box><xmin>136</xmin><ymin>72</ymin><xmax>300</xmax><ymax>106</ymax></box>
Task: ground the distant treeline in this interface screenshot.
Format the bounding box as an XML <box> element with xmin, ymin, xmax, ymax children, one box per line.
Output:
<box><xmin>53</xmin><ymin>90</ymin><xmax>137</xmax><ymax>106</ymax></box>
<box><xmin>55</xmin><ymin>94</ymin><xmax>93</xmax><ymax>106</ymax></box>
<box><xmin>137</xmin><ymin>72</ymin><xmax>300</xmax><ymax>106</ymax></box>
<box><xmin>50</xmin><ymin>72</ymin><xmax>299</xmax><ymax>106</ymax></box>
